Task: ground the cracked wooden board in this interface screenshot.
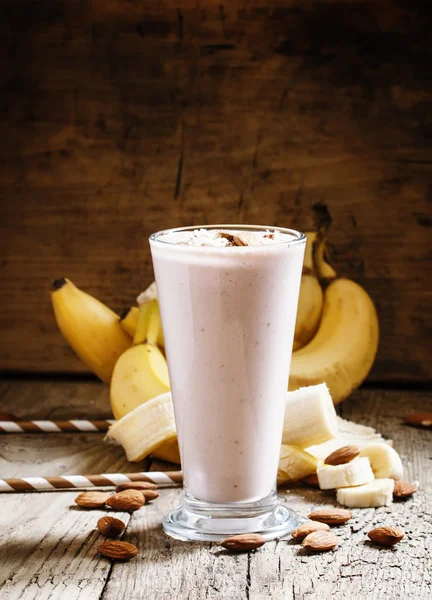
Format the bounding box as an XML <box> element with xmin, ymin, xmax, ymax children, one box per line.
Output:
<box><xmin>0</xmin><ymin>379</ymin><xmax>149</xmax><ymax>600</ymax></box>
<box><xmin>0</xmin><ymin>380</ymin><xmax>430</xmax><ymax>599</ymax></box>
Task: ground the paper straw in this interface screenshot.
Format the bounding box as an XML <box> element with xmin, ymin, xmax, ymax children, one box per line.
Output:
<box><xmin>0</xmin><ymin>471</ymin><xmax>183</xmax><ymax>492</ymax></box>
<box><xmin>0</xmin><ymin>420</ymin><xmax>115</xmax><ymax>434</ymax></box>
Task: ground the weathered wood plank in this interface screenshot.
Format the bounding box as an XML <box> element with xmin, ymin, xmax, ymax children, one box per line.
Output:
<box><xmin>0</xmin><ymin>379</ymin><xmax>150</xmax><ymax>600</ymax></box>
<box><xmin>0</xmin><ymin>377</ymin><xmax>111</xmax><ymax>420</ymax></box>
<box><xmin>0</xmin><ymin>382</ymin><xmax>430</xmax><ymax>599</ymax></box>
<box><xmin>0</xmin><ymin>1</ymin><xmax>431</xmax><ymax>381</ymax></box>
<box><xmin>244</xmin><ymin>389</ymin><xmax>432</xmax><ymax>600</ymax></box>
<box><xmin>104</xmin><ymin>387</ymin><xmax>432</xmax><ymax>600</ymax></box>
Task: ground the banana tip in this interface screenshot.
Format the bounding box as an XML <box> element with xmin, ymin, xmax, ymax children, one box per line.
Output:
<box><xmin>51</xmin><ymin>278</ymin><xmax>67</xmax><ymax>291</ymax></box>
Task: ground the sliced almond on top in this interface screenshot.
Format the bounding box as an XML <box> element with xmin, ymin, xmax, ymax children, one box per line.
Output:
<box><xmin>291</xmin><ymin>521</ymin><xmax>330</xmax><ymax>540</ymax></box>
<box><xmin>232</xmin><ymin>235</ymin><xmax>248</xmax><ymax>246</ymax></box>
<box><xmin>393</xmin><ymin>480</ymin><xmax>417</xmax><ymax>498</ymax></box>
<box><xmin>308</xmin><ymin>508</ymin><xmax>352</xmax><ymax>526</ymax></box>
<box><xmin>324</xmin><ymin>445</ymin><xmax>360</xmax><ymax>466</ymax></box>
<box><xmin>368</xmin><ymin>526</ymin><xmax>404</xmax><ymax>546</ymax></box>
<box><xmin>302</xmin><ymin>530</ymin><xmax>338</xmax><ymax>552</ymax></box>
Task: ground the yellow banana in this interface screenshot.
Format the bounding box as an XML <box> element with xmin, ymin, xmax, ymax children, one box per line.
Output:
<box><xmin>277</xmin><ymin>445</ymin><xmax>318</xmax><ymax>483</ymax></box>
<box><xmin>119</xmin><ymin>306</ymin><xmax>139</xmax><ymax>338</ymax></box>
<box><xmin>313</xmin><ymin>230</ymin><xmax>337</xmax><ymax>283</ymax></box>
<box><xmin>50</xmin><ymin>278</ymin><xmax>132</xmax><ymax>383</ymax></box>
<box><xmin>119</xmin><ymin>298</ymin><xmax>164</xmax><ymax>347</ymax></box>
<box><xmin>106</xmin><ymin>392</ymin><xmax>177</xmax><ymax>462</ymax></box>
<box><xmin>289</xmin><ymin>278</ymin><xmax>379</xmax><ymax>404</ymax></box>
<box><xmin>111</xmin><ymin>300</ymin><xmax>173</xmax><ymax>463</ymax></box>
<box><xmin>293</xmin><ymin>231</ymin><xmax>324</xmax><ymax>351</ymax></box>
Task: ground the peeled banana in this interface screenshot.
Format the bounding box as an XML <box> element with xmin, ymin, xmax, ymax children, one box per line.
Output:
<box><xmin>293</xmin><ymin>232</ymin><xmax>324</xmax><ymax>351</ymax></box>
<box><xmin>359</xmin><ymin>443</ymin><xmax>403</xmax><ymax>480</ymax></box>
<box><xmin>110</xmin><ymin>343</ymin><xmax>170</xmax><ymax>420</ymax></box>
<box><xmin>289</xmin><ymin>278</ymin><xmax>379</xmax><ymax>404</ymax></box>
<box><xmin>283</xmin><ymin>383</ymin><xmax>338</xmax><ymax>447</ymax></box>
<box><xmin>306</xmin><ymin>417</ymin><xmax>389</xmax><ymax>460</ymax></box>
<box><xmin>106</xmin><ymin>392</ymin><xmax>176</xmax><ymax>462</ymax></box>
<box><xmin>107</xmin><ymin>390</ymin><xmax>318</xmax><ymax>477</ymax></box>
<box><xmin>120</xmin><ymin>288</ymin><xmax>164</xmax><ymax>348</ymax></box>
<box><xmin>278</xmin><ymin>445</ymin><xmax>318</xmax><ymax>483</ymax></box>
<box><xmin>50</xmin><ymin>278</ymin><xmax>132</xmax><ymax>383</ymax></box>
<box><xmin>336</xmin><ymin>478</ymin><xmax>395</xmax><ymax>508</ymax></box>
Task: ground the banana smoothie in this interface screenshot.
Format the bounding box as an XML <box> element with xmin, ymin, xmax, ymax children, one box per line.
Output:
<box><xmin>150</xmin><ymin>226</ymin><xmax>305</xmax><ymax>508</ymax></box>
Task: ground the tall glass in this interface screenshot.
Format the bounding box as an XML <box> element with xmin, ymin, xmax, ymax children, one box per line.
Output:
<box><xmin>150</xmin><ymin>225</ymin><xmax>305</xmax><ymax>541</ymax></box>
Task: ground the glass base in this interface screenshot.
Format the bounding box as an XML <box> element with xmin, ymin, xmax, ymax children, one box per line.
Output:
<box><xmin>163</xmin><ymin>494</ymin><xmax>298</xmax><ymax>542</ymax></box>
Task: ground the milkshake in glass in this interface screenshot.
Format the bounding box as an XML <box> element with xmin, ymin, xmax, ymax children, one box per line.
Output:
<box><xmin>150</xmin><ymin>225</ymin><xmax>305</xmax><ymax>541</ymax></box>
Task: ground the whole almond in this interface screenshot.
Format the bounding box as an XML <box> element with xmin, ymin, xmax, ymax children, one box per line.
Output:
<box><xmin>393</xmin><ymin>481</ymin><xmax>417</xmax><ymax>498</ymax></box>
<box><xmin>368</xmin><ymin>526</ymin><xmax>404</xmax><ymax>546</ymax></box>
<box><xmin>74</xmin><ymin>491</ymin><xmax>111</xmax><ymax>508</ymax></box>
<box><xmin>97</xmin><ymin>516</ymin><xmax>126</xmax><ymax>537</ymax></box>
<box><xmin>308</xmin><ymin>508</ymin><xmax>352</xmax><ymax>526</ymax></box>
<box><xmin>97</xmin><ymin>540</ymin><xmax>138</xmax><ymax>561</ymax></box>
<box><xmin>403</xmin><ymin>412</ymin><xmax>432</xmax><ymax>428</ymax></box>
<box><xmin>324</xmin><ymin>445</ymin><xmax>360</xmax><ymax>466</ymax></box>
<box><xmin>140</xmin><ymin>489</ymin><xmax>160</xmax><ymax>502</ymax></box>
<box><xmin>291</xmin><ymin>521</ymin><xmax>331</xmax><ymax>540</ymax></box>
<box><xmin>115</xmin><ymin>481</ymin><xmax>158</xmax><ymax>492</ymax></box>
<box><xmin>106</xmin><ymin>490</ymin><xmax>145</xmax><ymax>511</ymax></box>
<box><xmin>220</xmin><ymin>534</ymin><xmax>265</xmax><ymax>551</ymax></box>
<box><xmin>302</xmin><ymin>531</ymin><xmax>338</xmax><ymax>552</ymax></box>
<box><xmin>301</xmin><ymin>474</ymin><xmax>320</xmax><ymax>488</ymax></box>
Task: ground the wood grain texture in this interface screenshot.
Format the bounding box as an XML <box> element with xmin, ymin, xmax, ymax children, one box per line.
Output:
<box><xmin>0</xmin><ymin>0</ymin><xmax>431</xmax><ymax>381</ymax></box>
<box><xmin>0</xmin><ymin>379</ymin><xmax>150</xmax><ymax>600</ymax></box>
<box><xmin>0</xmin><ymin>379</ymin><xmax>430</xmax><ymax>599</ymax></box>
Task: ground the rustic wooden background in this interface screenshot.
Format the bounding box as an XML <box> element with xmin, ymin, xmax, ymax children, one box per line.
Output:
<box><xmin>0</xmin><ymin>0</ymin><xmax>431</xmax><ymax>382</ymax></box>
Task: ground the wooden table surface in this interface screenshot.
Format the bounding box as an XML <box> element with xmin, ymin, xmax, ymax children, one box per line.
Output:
<box><xmin>0</xmin><ymin>379</ymin><xmax>430</xmax><ymax>599</ymax></box>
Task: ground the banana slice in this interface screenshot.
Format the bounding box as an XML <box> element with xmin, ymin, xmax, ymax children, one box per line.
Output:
<box><xmin>283</xmin><ymin>383</ymin><xmax>338</xmax><ymax>447</ymax></box>
<box><xmin>359</xmin><ymin>443</ymin><xmax>403</xmax><ymax>480</ymax></box>
<box><xmin>336</xmin><ymin>478</ymin><xmax>394</xmax><ymax>508</ymax></box>
<box><xmin>317</xmin><ymin>457</ymin><xmax>374</xmax><ymax>490</ymax></box>
<box><xmin>106</xmin><ymin>392</ymin><xmax>176</xmax><ymax>461</ymax></box>
<box><xmin>277</xmin><ymin>445</ymin><xmax>318</xmax><ymax>483</ymax></box>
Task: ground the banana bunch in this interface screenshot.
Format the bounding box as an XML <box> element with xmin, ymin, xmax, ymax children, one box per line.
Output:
<box><xmin>117</xmin><ymin>231</ymin><xmax>379</xmax><ymax>405</ymax></box>
<box><xmin>50</xmin><ymin>278</ymin><xmax>132</xmax><ymax>383</ymax></box>
<box><xmin>50</xmin><ymin>227</ymin><xmax>379</xmax><ymax>404</ymax></box>
<box><xmin>290</xmin><ymin>229</ymin><xmax>379</xmax><ymax>403</ymax></box>
<box><xmin>50</xmin><ymin>228</ymin><xmax>379</xmax><ymax>475</ymax></box>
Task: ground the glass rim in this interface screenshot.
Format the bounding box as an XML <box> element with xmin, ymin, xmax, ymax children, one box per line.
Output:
<box><xmin>149</xmin><ymin>224</ymin><xmax>306</xmax><ymax>249</ymax></box>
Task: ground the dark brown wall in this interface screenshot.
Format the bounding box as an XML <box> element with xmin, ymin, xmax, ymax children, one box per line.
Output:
<box><xmin>0</xmin><ymin>0</ymin><xmax>431</xmax><ymax>381</ymax></box>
